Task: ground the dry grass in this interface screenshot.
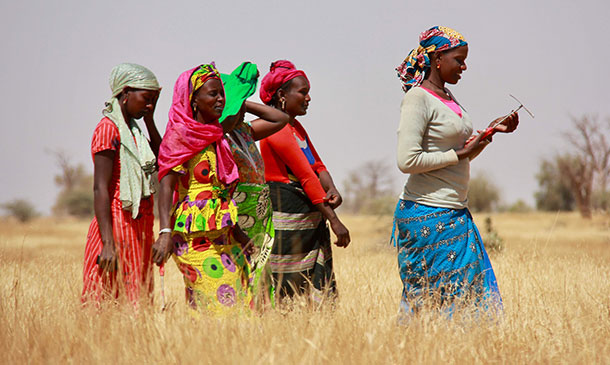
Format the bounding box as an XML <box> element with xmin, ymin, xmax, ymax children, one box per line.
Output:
<box><xmin>0</xmin><ymin>212</ymin><xmax>609</xmax><ymax>364</ymax></box>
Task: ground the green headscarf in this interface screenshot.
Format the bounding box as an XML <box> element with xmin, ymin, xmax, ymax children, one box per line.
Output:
<box><xmin>219</xmin><ymin>62</ymin><xmax>259</xmax><ymax>123</ymax></box>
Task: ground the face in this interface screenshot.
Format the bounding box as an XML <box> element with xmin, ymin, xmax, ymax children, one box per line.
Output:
<box><xmin>123</xmin><ymin>89</ymin><xmax>159</xmax><ymax>119</ymax></box>
<box><xmin>280</xmin><ymin>76</ymin><xmax>310</xmax><ymax>117</ymax></box>
<box><xmin>192</xmin><ymin>78</ymin><xmax>225</xmax><ymax>123</ymax></box>
<box><xmin>437</xmin><ymin>45</ymin><xmax>468</xmax><ymax>84</ymax></box>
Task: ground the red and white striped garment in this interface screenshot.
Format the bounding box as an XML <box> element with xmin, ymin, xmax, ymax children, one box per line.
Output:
<box><xmin>81</xmin><ymin>118</ymin><xmax>155</xmax><ymax>305</ymax></box>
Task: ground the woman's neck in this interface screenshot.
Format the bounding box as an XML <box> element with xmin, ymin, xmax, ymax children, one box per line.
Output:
<box><xmin>422</xmin><ymin>76</ymin><xmax>450</xmax><ymax>100</ymax></box>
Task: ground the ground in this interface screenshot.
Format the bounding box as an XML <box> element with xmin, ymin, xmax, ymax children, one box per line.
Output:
<box><xmin>0</xmin><ymin>212</ymin><xmax>608</xmax><ymax>363</ymax></box>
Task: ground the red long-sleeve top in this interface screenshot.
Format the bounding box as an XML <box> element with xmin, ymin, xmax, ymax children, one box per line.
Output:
<box><xmin>260</xmin><ymin>120</ymin><xmax>327</xmax><ymax>204</ymax></box>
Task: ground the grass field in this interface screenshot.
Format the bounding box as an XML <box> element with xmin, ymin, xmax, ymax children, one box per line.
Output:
<box><xmin>1</xmin><ymin>212</ymin><xmax>609</xmax><ymax>364</ymax></box>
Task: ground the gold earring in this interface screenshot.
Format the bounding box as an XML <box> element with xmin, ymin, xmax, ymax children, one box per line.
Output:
<box><xmin>123</xmin><ymin>98</ymin><xmax>127</xmax><ymax>105</ymax></box>
<box><xmin>436</xmin><ymin>64</ymin><xmax>440</xmax><ymax>69</ymax></box>
<box><xmin>281</xmin><ymin>99</ymin><xmax>286</xmax><ymax>111</ymax></box>
<box><xmin>193</xmin><ymin>104</ymin><xmax>198</xmax><ymax>114</ymax></box>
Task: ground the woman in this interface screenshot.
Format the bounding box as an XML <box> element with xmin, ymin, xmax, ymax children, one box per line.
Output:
<box><xmin>82</xmin><ymin>63</ymin><xmax>162</xmax><ymax>305</ymax></box>
<box><xmin>393</xmin><ymin>26</ymin><xmax>519</xmax><ymax>315</ymax></box>
<box><xmin>259</xmin><ymin>60</ymin><xmax>351</xmax><ymax>302</ymax></box>
<box><xmin>219</xmin><ymin>62</ymin><xmax>291</xmax><ymax>307</ymax></box>
<box><xmin>152</xmin><ymin>63</ymin><xmax>252</xmax><ymax>315</ymax></box>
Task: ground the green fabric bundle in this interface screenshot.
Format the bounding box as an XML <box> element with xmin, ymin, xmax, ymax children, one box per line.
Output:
<box><xmin>219</xmin><ymin>62</ymin><xmax>259</xmax><ymax>123</ymax></box>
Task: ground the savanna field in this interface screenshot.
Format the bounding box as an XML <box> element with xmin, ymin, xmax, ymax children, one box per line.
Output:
<box><xmin>1</xmin><ymin>212</ymin><xmax>609</xmax><ymax>364</ymax></box>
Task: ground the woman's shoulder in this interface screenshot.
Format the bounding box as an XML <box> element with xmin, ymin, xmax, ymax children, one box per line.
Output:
<box><xmin>402</xmin><ymin>87</ymin><xmax>430</xmax><ymax>102</ymax></box>
<box><xmin>93</xmin><ymin>117</ymin><xmax>119</xmax><ymax>136</ymax></box>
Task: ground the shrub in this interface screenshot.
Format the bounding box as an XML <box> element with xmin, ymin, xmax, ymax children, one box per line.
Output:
<box><xmin>1</xmin><ymin>199</ymin><xmax>39</xmax><ymax>223</ymax></box>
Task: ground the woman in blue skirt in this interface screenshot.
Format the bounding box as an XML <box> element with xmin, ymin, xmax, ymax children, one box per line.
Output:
<box><xmin>392</xmin><ymin>26</ymin><xmax>519</xmax><ymax>315</ymax></box>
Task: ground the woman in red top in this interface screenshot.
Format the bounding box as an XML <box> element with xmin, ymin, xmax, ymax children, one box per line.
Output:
<box><xmin>259</xmin><ymin>60</ymin><xmax>350</xmax><ymax>302</ymax></box>
<box><xmin>82</xmin><ymin>63</ymin><xmax>162</xmax><ymax>306</ymax></box>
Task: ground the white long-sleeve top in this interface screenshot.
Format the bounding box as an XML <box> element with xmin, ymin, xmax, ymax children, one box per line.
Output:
<box><xmin>396</xmin><ymin>87</ymin><xmax>473</xmax><ymax>209</ymax></box>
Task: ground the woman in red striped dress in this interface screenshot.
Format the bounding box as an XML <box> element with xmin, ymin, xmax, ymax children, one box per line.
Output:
<box><xmin>81</xmin><ymin>63</ymin><xmax>162</xmax><ymax>306</ymax></box>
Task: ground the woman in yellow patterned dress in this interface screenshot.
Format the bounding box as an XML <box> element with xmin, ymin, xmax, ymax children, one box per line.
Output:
<box><xmin>152</xmin><ymin>64</ymin><xmax>253</xmax><ymax>314</ymax></box>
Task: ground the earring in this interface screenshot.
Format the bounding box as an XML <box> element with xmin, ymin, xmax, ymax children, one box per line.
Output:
<box><xmin>436</xmin><ymin>64</ymin><xmax>440</xmax><ymax>69</ymax></box>
<box><xmin>281</xmin><ymin>98</ymin><xmax>286</xmax><ymax>111</ymax></box>
<box><xmin>193</xmin><ymin>104</ymin><xmax>198</xmax><ymax>114</ymax></box>
<box><xmin>123</xmin><ymin>98</ymin><xmax>127</xmax><ymax>105</ymax></box>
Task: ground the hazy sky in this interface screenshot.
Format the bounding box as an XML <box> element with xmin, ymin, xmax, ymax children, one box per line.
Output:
<box><xmin>1</xmin><ymin>0</ymin><xmax>609</xmax><ymax>214</ymax></box>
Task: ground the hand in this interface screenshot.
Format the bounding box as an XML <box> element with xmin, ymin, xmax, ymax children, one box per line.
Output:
<box><xmin>143</xmin><ymin>91</ymin><xmax>160</xmax><ymax>124</ymax></box>
<box><xmin>324</xmin><ymin>188</ymin><xmax>343</xmax><ymax>209</ymax></box>
<box><xmin>241</xmin><ymin>239</ymin><xmax>254</xmax><ymax>256</ymax></box>
<box><xmin>489</xmin><ymin>111</ymin><xmax>519</xmax><ymax>134</ymax></box>
<box><xmin>152</xmin><ymin>233</ymin><xmax>173</xmax><ymax>266</ymax></box>
<box><xmin>329</xmin><ymin>218</ymin><xmax>351</xmax><ymax>248</ymax></box>
<box><xmin>98</xmin><ymin>241</ymin><xmax>118</xmax><ymax>272</ymax></box>
<box><xmin>457</xmin><ymin>132</ymin><xmax>491</xmax><ymax>160</ymax></box>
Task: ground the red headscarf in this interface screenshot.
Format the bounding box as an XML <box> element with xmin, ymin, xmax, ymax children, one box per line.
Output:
<box><xmin>259</xmin><ymin>60</ymin><xmax>309</xmax><ymax>105</ymax></box>
<box><xmin>158</xmin><ymin>65</ymin><xmax>239</xmax><ymax>184</ymax></box>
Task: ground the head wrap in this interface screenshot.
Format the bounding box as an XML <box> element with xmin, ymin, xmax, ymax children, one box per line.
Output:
<box><xmin>396</xmin><ymin>26</ymin><xmax>467</xmax><ymax>92</ymax></box>
<box><xmin>259</xmin><ymin>60</ymin><xmax>308</xmax><ymax>105</ymax></box>
<box><xmin>189</xmin><ymin>63</ymin><xmax>222</xmax><ymax>103</ymax></box>
<box><xmin>158</xmin><ymin>64</ymin><xmax>238</xmax><ymax>185</ymax></box>
<box><xmin>108</xmin><ymin>63</ymin><xmax>160</xmax><ymax>97</ymax></box>
<box><xmin>219</xmin><ymin>62</ymin><xmax>259</xmax><ymax>123</ymax></box>
<box><xmin>102</xmin><ymin>63</ymin><xmax>161</xmax><ymax>218</ymax></box>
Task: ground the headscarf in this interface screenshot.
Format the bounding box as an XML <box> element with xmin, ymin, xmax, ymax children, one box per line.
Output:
<box><xmin>259</xmin><ymin>60</ymin><xmax>309</xmax><ymax>105</ymax></box>
<box><xmin>102</xmin><ymin>63</ymin><xmax>161</xmax><ymax>219</ymax></box>
<box><xmin>396</xmin><ymin>26</ymin><xmax>467</xmax><ymax>92</ymax></box>
<box><xmin>219</xmin><ymin>61</ymin><xmax>259</xmax><ymax>123</ymax></box>
<box><xmin>158</xmin><ymin>64</ymin><xmax>239</xmax><ymax>185</ymax></box>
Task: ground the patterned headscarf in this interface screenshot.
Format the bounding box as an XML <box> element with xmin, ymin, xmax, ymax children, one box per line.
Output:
<box><xmin>103</xmin><ymin>63</ymin><xmax>161</xmax><ymax>218</ymax></box>
<box><xmin>396</xmin><ymin>26</ymin><xmax>467</xmax><ymax>92</ymax></box>
<box><xmin>158</xmin><ymin>64</ymin><xmax>238</xmax><ymax>185</ymax></box>
<box><xmin>259</xmin><ymin>60</ymin><xmax>309</xmax><ymax>105</ymax></box>
<box><xmin>189</xmin><ymin>63</ymin><xmax>222</xmax><ymax>103</ymax></box>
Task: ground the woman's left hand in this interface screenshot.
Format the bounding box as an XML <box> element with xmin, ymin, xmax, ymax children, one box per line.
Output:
<box><xmin>490</xmin><ymin>111</ymin><xmax>519</xmax><ymax>134</ymax></box>
<box><xmin>325</xmin><ymin>188</ymin><xmax>343</xmax><ymax>209</ymax></box>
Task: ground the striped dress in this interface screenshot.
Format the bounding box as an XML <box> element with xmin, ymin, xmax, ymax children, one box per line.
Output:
<box><xmin>81</xmin><ymin>118</ymin><xmax>154</xmax><ymax>305</ymax></box>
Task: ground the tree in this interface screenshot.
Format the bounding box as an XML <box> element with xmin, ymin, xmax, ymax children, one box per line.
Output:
<box><xmin>559</xmin><ymin>116</ymin><xmax>610</xmax><ymax>218</ymax></box>
<box><xmin>467</xmin><ymin>172</ymin><xmax>500</xmax><ymax>212</ymax></box>
<box><xmin>342</xmin><ymin>159</ymin><xmax>396</xmax><ymax>215</ymax></box>
<box><xmin>1</xmin><ymin>199</ymin><xmax>38</xmax><ymax>223</ymax></box>
<box><xmin>51</xmin><ymin>149</ymin><xmax>94</xmax><ymax>218</ymax></box>
<box><xmin>534</xmin><ymin>157</ymin><xmax>574</xmax><ymax>211</ymax></box>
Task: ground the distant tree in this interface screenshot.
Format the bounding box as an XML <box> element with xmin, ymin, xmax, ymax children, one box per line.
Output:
<box><xmin>1</xmin><ymin>199</ymin><xmax>38</xmax><ymax>223</ymax></box>
<box><xmin>534</xmin><ymin>157</ymin><xmax>574</xmax><ymax>211</ymax></box>
<box><xmin>467</xmin><ymin>172</ymin><xmax>500</xmax><ymax>212</ymax></box>
<box><xmin>534</xmin><ymin>115</ymin><xmax>609</xmax><ymax>218</ymax></box>
<box><xmin>505</xmin><ymin>199</ymin><xmax>533</xmax><ymax>213</ymax></box>
<box><xmin>342</xmin><ymin>159</ymin><xmax>396</xmax><ymax>215</ymax></box>
<box><xmin>51</xmin><ymin>149</ymin><xmax>94</xmax><ymax>218</ymax></box>
<box><xmin>559</xmin><ymin>116</ymin><xmax>609</xmax><ymax>218</ymax></box>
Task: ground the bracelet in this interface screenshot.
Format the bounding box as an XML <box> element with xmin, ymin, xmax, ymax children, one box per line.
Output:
<box><xmin>159</xmin><ymin>228</ymin><xmax>172</xmax><ymax>235</ymax></box>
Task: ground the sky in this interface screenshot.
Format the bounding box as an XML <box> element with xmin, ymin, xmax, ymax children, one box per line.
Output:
<box><xmin>1</xmin><ymin>0</ymin><xmax>609</xmax><ymax>214</ymax></box>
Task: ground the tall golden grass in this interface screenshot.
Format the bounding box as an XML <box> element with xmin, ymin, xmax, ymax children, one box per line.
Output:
<box><xmin>1</xmin><ymin>212</ymin><xmax>609</xmax><ymax>363</ymax></box>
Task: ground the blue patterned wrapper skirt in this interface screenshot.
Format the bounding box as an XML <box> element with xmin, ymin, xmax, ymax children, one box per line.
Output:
<box><xmin>391</xmin><ymin>199</ymin><xmax>502</xmax><ymax>315</ymax></box>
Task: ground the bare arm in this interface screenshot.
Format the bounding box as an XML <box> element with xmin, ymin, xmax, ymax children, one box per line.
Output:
<box><xmin>143</xmin><ymin>91</ymin><xmax>162</xmax><ymax>157</ymax></box>
<box><xmin>247</xmin><ymin>101</ymin><xmax>291</xmax><ymax>141</ymax></box>
<box><xmin>151</xmin><ymin>172</ymin><xmax>178</xmax><ymax>265</ymax></box>
<box><xmin>318</xmin><ymin>170</ymin><xmax>343</xmax><ymax>209</ymax></box>
<box><xmin>93</xmin><ymin>150</ymin><xmax>117</xmax><ymax>271</ymax></box>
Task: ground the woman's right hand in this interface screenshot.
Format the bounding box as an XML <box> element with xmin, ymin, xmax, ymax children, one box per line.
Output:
<box><xmin>152</xmin><ymin>233</ymin><xmax>173</xmax><ymax>266</ymax></box>
<box><xmin>329</xmin><ymin>218</ymin><xmax>351</xmax><ymax>248</ymax></box>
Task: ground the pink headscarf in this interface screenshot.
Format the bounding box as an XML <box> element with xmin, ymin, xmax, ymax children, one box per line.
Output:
<box><xmin>259</xmin><ymin>60</ymin><xmax>309</xmax><ymax>105</ymax></box>
<box><xmin>158</xmin><ymin>66</ymin><xmax>239</xmax><ymax>184</ymax></box>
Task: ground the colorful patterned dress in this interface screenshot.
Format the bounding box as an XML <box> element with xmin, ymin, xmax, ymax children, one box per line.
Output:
<box><xmin>226</xmin><ymin>122</ymin><xmax>275</xmax><ymax>305</ymax></box>
<box><xmin>82</xmin><ymin>117</ymin><xmax>154</xmax><ymax>305</ymax></box>
<box><xmin>170</xmin><ymin>143</ymin><xmax>253</xmax><ymax>314</ymax></box>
